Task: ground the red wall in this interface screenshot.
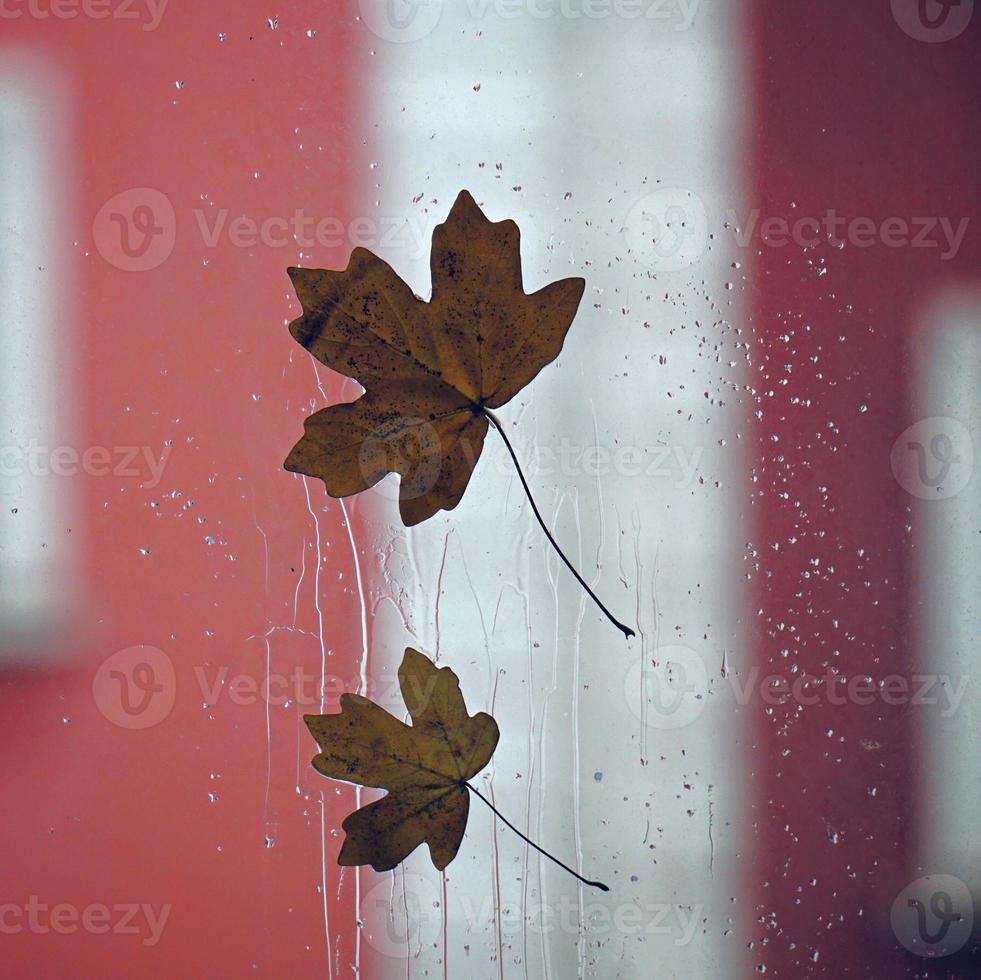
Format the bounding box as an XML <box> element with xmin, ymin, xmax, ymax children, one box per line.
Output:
<box><xmin>746</xmin><ymin>2</ymin><xmax>979</xmax><ymax>976</ymax></box>
<box><xmin>2</xmin><ymin>3</ymin><xmax>372</xmax><ymax>976</ymax></box>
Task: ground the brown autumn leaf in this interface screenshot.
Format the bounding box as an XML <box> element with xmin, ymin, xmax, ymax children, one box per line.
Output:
<box><xmin>304</xmin><ymin>647</ymin><xmax>499</xmax><ymax>872</ymax></box>
<box><xmin>284</xmin><ymin>190</ymin><xmax>585</xmax><ymax>525</ymax></box>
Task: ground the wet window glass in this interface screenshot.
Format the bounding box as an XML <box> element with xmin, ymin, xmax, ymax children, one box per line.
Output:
<box><xmin>2</xmin><ymin>2</ymin><xmax>978</xmax><ymax>976</ymax></box>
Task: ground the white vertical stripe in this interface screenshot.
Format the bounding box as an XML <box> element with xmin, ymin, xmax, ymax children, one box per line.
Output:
<box><xmin>0</xmin><ymin>48</ymin><xmax>75</xmax><ymax>659</ymax></box>
<box><xmin>911</xmin><ymin>289</ymin><xmax>981</xmax><ymax>895</ymax></box>
<box><xmin>355</xmin><ymin>2</ymin><xmax>750</xmax><ymax>975</ymax></box>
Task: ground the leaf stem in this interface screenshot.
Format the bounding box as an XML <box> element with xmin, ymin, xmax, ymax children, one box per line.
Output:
<box><xmin>464</xmin><ymin>781</ymin><xmax>609</xmax><ymax>892</ymax></box>
<box><xmin>481</xmin><ymin>408</ymin><xmax>634</xmax><ymax>640</ymax></box>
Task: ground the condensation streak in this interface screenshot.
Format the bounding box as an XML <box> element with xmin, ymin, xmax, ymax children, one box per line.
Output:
<box><xmin>301</xmin><ymin>477</ymin><xmax>334</xmax><ymax>978</ymax></box>
<box><xmin>340</xmin><ymin>497</ymin><xmax>368</xmax><ymax>974</ymax></box>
